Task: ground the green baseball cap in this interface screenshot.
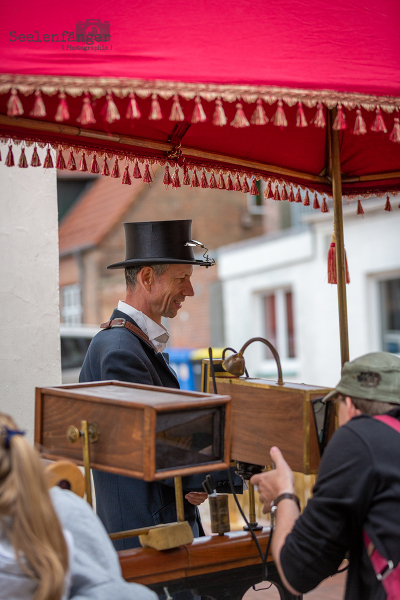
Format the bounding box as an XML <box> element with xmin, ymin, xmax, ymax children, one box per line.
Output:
<box><xmin>323</xmin><ymin>352</ymin><xmax>400</xmax><ymax>404</ymax></box>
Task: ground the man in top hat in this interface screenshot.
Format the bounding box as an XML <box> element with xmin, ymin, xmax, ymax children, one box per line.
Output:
<box><xmin>80</xmin><ymin>220</ymin><xmax>236</xmax><ymax>550</ymax></box>
<box><xmin>251</xmin><ymin>352</ymin><xmax>400</xmax><ymax>600</ymax></box>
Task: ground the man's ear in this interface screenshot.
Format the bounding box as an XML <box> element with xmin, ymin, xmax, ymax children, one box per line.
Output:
<box><xmin>345</xmin><ymin>396</ymin><xmax>362</xmax><ymax>419</ymax></box>
<box><xmin>137</xmin><ymin>267</ymin><xmax>154</xmax><ymax>291</ymax></box>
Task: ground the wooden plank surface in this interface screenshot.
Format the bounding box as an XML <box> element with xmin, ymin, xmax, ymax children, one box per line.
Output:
<box><xmin>119</xmin><ymin>529</ymin><xmax>272</xmax><ymax>584</ymax></box>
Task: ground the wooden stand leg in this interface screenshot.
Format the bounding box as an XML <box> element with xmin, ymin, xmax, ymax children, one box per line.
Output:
<box><xmin>81</xmin><ymin>420</ymin><xmax>93</xmax><ymax>506</ymax></box>
<box><xmin>174</xmin><ymin>476</ymin><xmax>185</xmax><ymax>522</ymax></box>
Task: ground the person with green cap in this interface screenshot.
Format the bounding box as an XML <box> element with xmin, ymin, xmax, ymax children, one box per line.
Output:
<box><xmin>251</xmin><ymin>352</ymin><xmax>400</xmax><ymax>600</ymax></box>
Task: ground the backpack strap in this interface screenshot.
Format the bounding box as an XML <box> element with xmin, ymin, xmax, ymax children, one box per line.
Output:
<box><xmin>362</xmin><ymin>414</ymin><xmax>400</xmax><ymax>598</ymax></box>
<box><xmin>100</xmin><ymin>318</ymin><xmax>157</xmax><ymax>352</ymax></box>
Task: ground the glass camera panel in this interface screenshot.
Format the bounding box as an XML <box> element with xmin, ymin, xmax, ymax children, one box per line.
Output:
<box><xmin>155</xmin><ymin>407</ymin><xmax>225</xmax><ymax>471</ymax></box>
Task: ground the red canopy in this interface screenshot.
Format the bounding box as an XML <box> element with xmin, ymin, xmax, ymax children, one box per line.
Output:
<box><xmin>1</xmin><ymin>0</ymin><xmax>400</xmax><ymax>202</ymax></box>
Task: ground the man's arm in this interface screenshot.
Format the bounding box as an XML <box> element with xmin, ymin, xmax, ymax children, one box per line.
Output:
<box><xmin>250</xmin><ymin>447</ymin><xmax>301</xmax><ymax>596</ymax></box>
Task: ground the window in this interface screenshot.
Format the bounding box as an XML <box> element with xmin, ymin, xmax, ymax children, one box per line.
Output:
<box><xmin>61</xmin><ymin>284</ymin><xmax>82</xmax><ymax>325</ymax></box>
<box><xmin>263</xmin><ymin>289</ymin><xmax>296</xmax><ymax>359</ymax></box>
<box><xmin>379</xmin><ymin>277</ymin><xmax>400</xmax><ymax>354</ymax></box>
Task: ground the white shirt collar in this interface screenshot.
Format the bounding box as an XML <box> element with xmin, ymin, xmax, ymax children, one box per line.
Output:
<box><xmin>117</xmin><ymin>301</ymin><xmax>170</xmax><ymax>353</ymax></box>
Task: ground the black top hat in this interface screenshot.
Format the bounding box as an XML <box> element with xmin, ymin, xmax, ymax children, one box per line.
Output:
<box><xmin>107</xmin><ymin>220</ymin><xmax>215</xmax><ymax>269</ymax></box>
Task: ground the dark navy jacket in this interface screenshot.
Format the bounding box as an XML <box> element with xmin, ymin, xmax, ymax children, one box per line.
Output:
<box><xmin>80</xmin><ymin>309</ymin><xmax>235</xmax><ymax>550</ymax></box>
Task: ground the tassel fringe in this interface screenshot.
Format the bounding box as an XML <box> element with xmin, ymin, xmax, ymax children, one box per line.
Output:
<box><xmin>77</xmin><ymin>94</ymin><xmax>96</xmax><ymax>125</ymax></box>
<box><xmin>231</xmin><ymin>103</ymin><xmax>250</xmax><ymax>128</ymax></box>
<box><xmin>7</xmin><ymin>89</ymin><xmax>24</xmax><ymax>116</ymax></box>
<box><xmin>101</xmin><ymin>157</ymin><xmax>110</xmax><ymax>176</ymax></box>
<box><xmin>67</xmin><ymin>150</ymin><xmax>76</xmax><ymax>171</ymax></box>
<box><xmin>191</xmin><ymin>168</ymin><xmax>200</xmax><ymax>188</ymax></box>
<box><xmin>333</xmin><ymin>104</ymin><xmax>347</xmax><ymax>130</ymax></box>
<box><xmin>213</xmin><ymin>99</ymin><xmax>227</xmax><ymax>126</ymax></box>
<box><xmin>371</xmin><ymin>108</ymin><xmax>387</xmax><ymax>133</ymax></box>
<box><xmin>170</xmin><ymin>95</ymin><xmax>185</xmax><ymax>122</ymax></box>
<box><xmin>192</xmin><ymin>96</ymin><xmax>207</xmax><ymax>123</ymax></box>
<box><xmin>30</xmin><ymin>146</ymin><xmax>41</xmax><ymax>167</ymax></box>
<box><xmin>55</xmin><ymin>92</ymin><xmax>70</xmax><ymax>122</ymax></box>
<box><xmin>122</xmin><ymin>164</ymin><xmax>132</xmax><ymax>185</ymax></box>
<box><xmin>251</xmin><ymin>99</ymin><xmax>268</xmax><ymax>125</ymax></box>
<box><xmin>30</xmin><ymin>91</ymin><xmax>46</xmax><ymax>117</ymax></box>
<box><xmin>43</xmin><ymin>148</ymin><xmax>54</xmax><ymax>169</ymax></box>
<box><xmin>132</xmin><ymin>159</ymin><xmax>142</xmax><ymax>179</ymax></box>
<box><xmin>296</xmin><ymin>102</ymin><xmax>307</xmax><ymax>127</ymax></box>
<box><xmin>353</xmin><ymin>108</ymin><xmax>367</xmax><ymax>135</ymax></box>
<box><xmin>111</xmin><ymin>157</ymin><xmax>120</xmax><ymax>178</ymax></box>
<box><xmin>311</xmin><ymin>103</ymin><xmax>326</xmax><ymax>128</ymax></box>
<box><xmin>126</xmin><ymin>93</ymin><xmax>141</xmax><ymax>120</ymax></box>
<box><xmin>389</xmin><ymin>117</ymin><xmax>400</xmax><ymax>143</ymax></box>
<box><xmin>5</xmin><ymin>145</ymin><xmax>15</xmax><ymax>167</ymax></box>
<box><xmin>18</xmin><ymin>147</ymin><xmax>28</xmax><ymax>168</ymax></box>
<box><xmin>149</xmin><ymin>95</ymin><xmax>162</xmax><ymax>120</ymax></box>
<box><xmin>90</xmin><ymin>154</ymin><xmax>100</xmax><ymax>174</ymax></box>
<box><xmin>142</xmin><ymin>163</ymin><xmax>153</xmax><ymax>183</ymax></box>
<box><xmin>79</xmin><ymin>152</ymin><xmax>88</xmax><ymax>172</ymax></box>
<box><xmin>273</xmin><ymin>100</ymin><xmax>288</xmax><ymax>128</ymax></box>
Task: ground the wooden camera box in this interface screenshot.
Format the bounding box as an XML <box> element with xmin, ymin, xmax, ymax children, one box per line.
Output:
<box><xmin>35</xmin><ymin>381</ymin><xmax>231</xmax><ymax>481</ymax></box>
<box><xmin>202</xmin><ymin>360</ymin><xmax>335</xmax><ymax>474</ymax></box>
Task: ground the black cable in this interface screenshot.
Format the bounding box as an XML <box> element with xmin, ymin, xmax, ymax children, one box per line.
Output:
<box><xmin>227</xmin><ymin>466</ymin><xmax>271</xmax><ymax>580</ymax></box>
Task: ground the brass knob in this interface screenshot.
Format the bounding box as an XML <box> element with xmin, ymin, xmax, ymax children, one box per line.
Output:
<box><xmin>88</xmin><ymin>422</ymin><xmax>100</xmax><ymax>443</ymax></box>
<box><xmin>66</xmin><ymin>425</ymin><xmax>80</xmax><ymax>444</ymax></box>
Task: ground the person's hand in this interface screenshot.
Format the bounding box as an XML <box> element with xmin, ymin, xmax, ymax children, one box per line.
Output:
<box><xmin>250</xmin><ymin>447</ymin><xmax>295</xmax><ymax>514</ymax></box>
<box><xmin>185</xmin><ymin>492</ymin><xmax>208</xmax><ymax>505</ymax></box>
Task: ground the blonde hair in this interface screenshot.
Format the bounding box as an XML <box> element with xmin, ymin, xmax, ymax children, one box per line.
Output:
<box><xmin>0</xmin><ymin>413</ymin><xmax>69</xmax><ymax>600</ymax></box>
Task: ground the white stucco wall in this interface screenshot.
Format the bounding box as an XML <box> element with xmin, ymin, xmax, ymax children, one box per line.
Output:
<box><xmin>218</xmin><ymin>199</ymin><xmax>400</xmax><ymax>389</ymax></box>
<box><xmin>0</xmin><ymin>143</ymin><xmax>61</xmax><ymax>440</ymax></box>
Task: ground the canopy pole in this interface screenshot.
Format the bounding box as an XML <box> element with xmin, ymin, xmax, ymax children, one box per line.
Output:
<box><xmin>330</xmin><ymin>110</ymin><xmax>350</xmax><ymax>367</ymax></box>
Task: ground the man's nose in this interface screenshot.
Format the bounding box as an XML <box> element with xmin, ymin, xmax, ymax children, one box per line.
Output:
<box><xmin>183</xmin><ymin>279</ymin><xmax>195</xmax><ymax>296</ymax></box>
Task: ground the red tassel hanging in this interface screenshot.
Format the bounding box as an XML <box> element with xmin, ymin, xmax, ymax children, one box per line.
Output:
<box><xmin>172</xmin><ymin>166</ymin><xmax>181</xmax><ymax>188</ymax></box>
<box><xmin>18</xmin><ymin>147</ymin><xmax>28</xmax><ymax>168</ymax></box>
<box><xmin>328</xmin><ymin>231</ymin><xmax>350</xmax><ymax>284</ymax></box>
<box><xmin>55</xmin><ymin>92</ymin><xmax>70</xmax><ymax>122</ymax></box>
<box><xmin>233</xmin><ymin>173</ymin><xmax>241</xmax><ymax>191</ymax></box>
<box><xmin>30</xmin><ymin>146</ymin><xmax>41</xmax><ymax>167</ymax></box>
<box><xmin>384</xmin><ymin>196</ymin><xmax>392</xmax><ymax>211</ymax></box>
<box><xmin>353</xmin><ymin>108</ymin><xmax>367</xmax><ymax>135</ymax></box>
<box><xmin>225</xmin><ymin>173</ymin><xmax>234</xmax><ymax>191</ymax></box>
<box><xmin>273</xmin><ymin>100</ymin><xmax>288</xmax><ymax>128</ymax></box>
<box><xmin>218</xmin><ymin>172</ymin><xmax>226</xmax><ymax>189</ymax></box>
<box><xmin>163</xmin><ymin>164</ymin><xmax>172</xmax><ymax>187</ymax></box>
<box><xmin>67</xmin><ymin>150</ymin><xmax>77</xmax><ymax>171</ymax></box>
<box><xmin>274</xmin><ymin>185</ymin><xmax>281</xmax><ymax>201</ymax></box>
<box><xmin>103</xmin><ymin>93</ymin><xmax>120</xmax><ymax>124</ymax></box>
<box><xmin>90</xmin><ymin>154</ymin><xmax>100</xmax><ymax>174</ymax></box>
<box><xmin>251</xmin><ymin>98</ymin><xmax>268</xmax><ymax>125</ymax></box>
<box><xmin>389</xmin><ymin>117</ymin><xmax>400</xmax><ymax>143</ymax></box>
<box><xmin>132</xmin><ymin>159</ymin><xmax>142</xmax><ymax>179</ymax></box>
<box><xmin>7</xmin><ymin>89</ymin><xmax>24</xmax><ymax>116</ymax></box>
<box><xmin>357</xmin><ymin>199</ymin><xmax>364</xmax><ymax>215</ymax></box>
<box><xmin>5</xmin><ymin>145</ymin><xmax>15</xmax><ymax>167</ymax></box>
<box><xmin>371</xmin><ymin>107</ymin><xmax>387</xmax><ymax>133</ymax></box>
<box><xmin>192</xmin><ymin>96</ymin><xmax>207</xmax><ymax>124</ymax></box>
<box><xmin>122</xmin><ymin>164</ymin><xmax>132</xmax><ymax>185</ymax></box>
<box><xmin>101</xmin><ymin>157</ymin><xmax>110</xmax><ymax>176</ymax></box>
<box><xmin>231</xmin><ymin>102</ymin><xmax>250</xmax><ymax>128</ymax></box>
<box><xmin>79</xmin><ymin>152</ymin><xmax>88</xmax><ymax>172</ymax></box>
<box><xmin>333</xmin><ymin>104</ymin><xmax>347</xmax><ymax>130</ymax></box>
<box><xmin>170</xmin><ymin>95</ymin><xmax>185</xmax><ymax>122</ymax></box>
<box><xmin>312</xmin><ymin>192</ymin><xmax>320</xmax><ymax>209</ymax></box>
<box><xmin>182</xmin><ymin>165</ymin><xmax>190</xmax><ymax>185</ymax></box>
<box><xmin>200</xmin><ymin>169</ymin><xmax>208</xmax><ymax>188</ymax></box>
<box><xmin>321</xmin><ymin>196</ymin><xmax>329</xmax><ymax>213</ymax></box>
<box><xmin>191</xmin><ymin>168</ymin><xmax>200</xmax><ymax>188</ymax></box>
<box><xmin>281</xmin><ymin>185</ymin><xmax>288</xmax><ymax>201</ymax></box>
<box><xmin>77</xmin><ymin>94</ymin><xmax>96</xmax><ymax>125</ymax></box>
<box><xmin>43</xmin><ymin>148</ymin><xmax>54</xmax><ymax>169</ymax></box>
<box><xmin>126</xmin><ymin>93</ymin><xmax>141</xmax><ymax>120</ymax></box>
<box><xmin>212</xmin><ymin>99</ymin><xmax>227</xmax><ymax>126</ymax></box>
<box><xmin>111</xmin><ymin>157</ymin><xmax>120</xmax><ymax>178</ymax></box>
<box><xmin>296</xmin><ymin>102</ymin><xmax>307</xmax><ymax>127</ymax></box>
<box><xmin>241</xmin><ymin>178</ymin><xmax>250</xmax><ymax>193</ymax></box>
<box><xmin>209</xmin><ymin>171</ymin><xmax>217</xmax><ymax>189</ymax></box>
<box><xmin>30</xmin><ymin>90</ymin><xmax>46</xmax><ymax>117</ymax></box>
<box><xmin>264</xmin><ymin>180</ymin><xmax>273</xmax><ymax>199</ymax></box>
<box><xmin>56</xmin><ymin>150</ymin><xmax>66</xmax><ymax>170</ymax></box>
<box><xmin>288</xmin><ymin>185</ymin><xmax>295</xmax><ymax>202</ymax></box>
<box><xmin>311</xmin><ymin>102</ymin><xmax>326</xmax><ymax>128</ymax></box>
<box><xmin>250</xmin><ymin>179</ymin><xmax>258</xmax><ymax>195</ymax></box>
<box><xmin>149</xmin><ymin>95</ymin><xmax>162</xmax><ymax>120</ymax></box>
<box><xmin>142</xmin><ymin>163</ymin><xmax>153</xmax><ymax>183</ymax></box>
<box><xmin>295</xmin><ymin>188</ymin><xmax>303</xmax><ymax>203</ymax></box>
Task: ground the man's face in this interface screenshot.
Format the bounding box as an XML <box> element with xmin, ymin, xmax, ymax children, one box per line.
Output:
<box><xmin>148</xmin><ymin>264</ymin><xmax>194</xmax><ymax>323</ymax></box>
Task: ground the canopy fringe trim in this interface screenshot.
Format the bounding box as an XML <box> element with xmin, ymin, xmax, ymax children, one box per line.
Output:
<box><xmin>1</xmin><ymin>137</ymin><xmax>399</xmax><ymax>213</ymax></box>
<box><xmin>1</xmin><ymin>74</ymin><xmax>400</xmax><ymax>144</ymax></box>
